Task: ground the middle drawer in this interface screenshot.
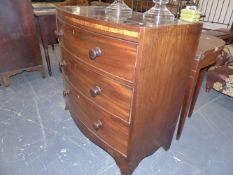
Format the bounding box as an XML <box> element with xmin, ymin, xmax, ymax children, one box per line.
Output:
<box><xmin>60</xmin><ymin>48</ymin><xmax>133</xmax><ymax>123</ymax></box>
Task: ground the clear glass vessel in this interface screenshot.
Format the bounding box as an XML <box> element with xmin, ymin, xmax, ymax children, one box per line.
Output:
<box><xmin>105</xmin><ymin>0</ymin><xmax>132</xmax><ymax>17</ymax></box>
<box><xmin>143</xmin><ymin>0</ymin><xmax>175</xmax><ymax>23</ymax></box>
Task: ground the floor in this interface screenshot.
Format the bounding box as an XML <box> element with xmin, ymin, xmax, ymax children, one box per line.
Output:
<box><xmin>1</xmin><ymin>45</ymin><xmax>233</xmax><ymax>175</ymax></box>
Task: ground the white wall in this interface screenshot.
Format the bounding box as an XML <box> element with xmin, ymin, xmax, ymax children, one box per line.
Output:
<box><xmin>198</xmin><ymin>0</ymin><xmax>233</xmax><ymax>29</ymax></box>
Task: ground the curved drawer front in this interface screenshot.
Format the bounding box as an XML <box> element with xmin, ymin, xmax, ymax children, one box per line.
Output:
<box><xmin>60</xmin><ymin>22</ymin><xmax>137</xmax><ymax>82</ymax></box>
<box><xmin>63</xmin><ymin>79</ymin><xmax>129</xmax><ymax>156</ymax></box>
<box><xmin>60</xmin><ymin>48</ymin><xmax>133</xmax><ymax>123</ymax></box>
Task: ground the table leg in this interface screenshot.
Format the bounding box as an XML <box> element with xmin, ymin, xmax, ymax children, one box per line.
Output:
<box><xmin>188</xmin><ymin>69</ymin><xmax>206</xmax><ymax>118</ymax></box>
<box><xmin>176</xmin><ymin>70</ymin><xmax>200</xmax><ymax>140</ymax></box>
<box><xmin>38</xmin><ymin>16</ymin><xmax>53</xmax><ymax>76</ymax></box>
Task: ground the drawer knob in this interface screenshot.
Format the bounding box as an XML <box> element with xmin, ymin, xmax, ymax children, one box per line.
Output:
<box><xmin>90</xmin><ymin>86</ymin><xmax>101</xmax><ymax>97</ymax></box>
<box><xmin>59</xmin><ymin>60</ymin><xmax>67</xmax><ymax>73</ymax></box>
<box><xmin>93</xmin><ymin>120</ymin><xmax>103</xmax><ymax>131</ymax></box>
<box><xmin>63</xmin><ymin>90</ymin><xmax>70</xmax><ymax>97</ymax></box>
<box><xmin>89</xmin><ymin>47</ymin><xmax>102</xmax><ymax>60</ymax></box>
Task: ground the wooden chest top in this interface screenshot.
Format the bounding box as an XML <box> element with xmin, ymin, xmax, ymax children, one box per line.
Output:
<box><xmin>57</xmin><ymin>6</ymin><xmax>198</xmax><ymax>41</ymax></box>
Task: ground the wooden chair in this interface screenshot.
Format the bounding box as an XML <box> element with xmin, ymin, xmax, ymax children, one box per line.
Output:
<box><xmin>206</xmin><ymin>46</ymin><xmax>233</xmax><ymax>97</ymax></box>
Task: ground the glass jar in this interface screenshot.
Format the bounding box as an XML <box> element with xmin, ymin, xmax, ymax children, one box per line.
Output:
<box><xmin>143</xmin><ymin>0</ymin><xmax>175</xmax><ymax>24</ymax></box>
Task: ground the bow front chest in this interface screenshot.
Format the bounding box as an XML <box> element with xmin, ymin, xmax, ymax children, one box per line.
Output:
<box><xmin>57</xmin><ymin>6</ymin><xmax>202</xmax><ymax>175</ymax></box>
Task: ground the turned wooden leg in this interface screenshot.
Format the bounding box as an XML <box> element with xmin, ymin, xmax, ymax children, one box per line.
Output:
<box><xmin>176</xmin><ymin>70</ymin><xmax>200</xmax><ymax>140</ymax></box>
<box><xmin>188</xmin><ymin>69</ymin><xmax>206</xmax><ymax>118</ymax></box>
<box><xmin>44</xmin><ymin>47</ymin><xmax>52</xmax><ymax>76</ymax></box>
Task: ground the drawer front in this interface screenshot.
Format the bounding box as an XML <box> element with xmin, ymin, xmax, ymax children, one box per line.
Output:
<box><xmin>60</xmin><ymin>22</ymin><xmax>137</xmax><ymax>82</ymax></box>
<box><xmin>60</xmin><ymin>48</ymin><xmax>133</xmax><ymax>123</ymax></box>
<box><xmin>63</xmin><ymin>79</ymin><xmax>129</xmax><ymax>155</ymax></box>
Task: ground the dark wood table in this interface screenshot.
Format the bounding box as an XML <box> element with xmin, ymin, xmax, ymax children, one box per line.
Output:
<box><xmin>34</xmin><ymin>9</ymin><xmax>57</xmax><ymax>76</ymax></box>
<box><xmin>176</xmin><ymin>34</ymin><xmax>225</xmax><ymax>140</ymax></box>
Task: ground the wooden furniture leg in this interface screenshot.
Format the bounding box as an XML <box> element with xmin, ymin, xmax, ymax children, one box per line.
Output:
<box><xmin>176</xmin><ymin>69</ymin><xmax>200</xmax><ymax>140</ymax></box>
<box><xmin>65</xmin><ymin>103</ymin><xmax>69</xmax><ymax>110</ymax></box>
<box><xmin>44</xmin><ymin>46</ymin><xmax>52</xmax><ymax>76</ymax></box>
<box><xmin>37</xmin><ymin>16</ymin><xmax>53</xmax><ymax>76</ymax></box>
<box><xmin>176</xmin><ymin>35</ymin><xmax>225</xmax><ymax>140</ymax></box>
<box><xmin>39</xmin><ymin>66</ymin><xmax>46</xmax><ymax>78</ymax></box>
<box><xmin>188</xmin><ymin>69</ymin><xmax>206</xmax><ymax>118</ymax></box>
<box><xmin>0</xmin><ymin>65</ymin><xmax>45</xmax><ymax>87</ymax></box>
<box><xmin>1</xmin><ymin>74</ymin><xmax>10</xmax><ymax>87</ymax></box>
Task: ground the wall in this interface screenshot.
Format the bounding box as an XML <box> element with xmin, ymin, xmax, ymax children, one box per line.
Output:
<box><xmin>198</xmin><ymin>0</ymin><xmax>233</xmax><ymax>29</ymax></box>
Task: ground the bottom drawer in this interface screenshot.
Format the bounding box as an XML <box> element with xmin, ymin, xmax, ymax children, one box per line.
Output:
<box><xmin>63</xmin><ymin>78</ymin><xmax>129</xmax><ymax>156</ymax></box>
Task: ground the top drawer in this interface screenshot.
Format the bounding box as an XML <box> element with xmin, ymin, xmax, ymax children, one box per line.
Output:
<box><xmin>58</xmin><ymin>21</ymin><xmax>138</xmax><ymax>82</ymax></box>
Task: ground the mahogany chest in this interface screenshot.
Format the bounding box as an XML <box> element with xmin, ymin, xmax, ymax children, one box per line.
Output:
<box><xmin>57</xmin><ymin>6</ymin><xmax>202</xmax><ymax>175</ymax></box>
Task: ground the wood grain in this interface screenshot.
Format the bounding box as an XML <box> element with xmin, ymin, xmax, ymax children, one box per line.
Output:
<box><xmin>57</xmin><ymin>6</ymin><xmax>202</xmax><ymax>175</ymax></box>
<box><xmin>63</xmin><ymin>78</ymin><xmax>130</xmax><ymax>156</ymax></box>
<box><xmin>58</xmin><ymin>21</ymin><xmax>138</xmax><ymax>82</ymax></box>
<box><xmin>61</xmin><ymin>48</ymin><xmax>133</xmax><ymax>123</ymax></box>
<box><xmin>63</xmin><ymin>15</ymin><xmax>139</xmax><ymax>38</ymax></box>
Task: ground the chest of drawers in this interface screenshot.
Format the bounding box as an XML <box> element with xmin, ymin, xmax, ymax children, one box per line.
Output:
<box><xmin>57</xmin><ymin>6</ymin><xmax>202</xmax><ymax>175</ymax></box>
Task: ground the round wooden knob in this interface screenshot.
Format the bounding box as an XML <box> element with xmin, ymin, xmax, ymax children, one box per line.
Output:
<box><xmin>93</xmin><ymin>120</ymin><xmax>103</xmax><ymax>131</ymax></box>
<box><xmin>63</xmin><ymin>90</ymin><xmax>70</xmax><ymax>97</ymax></box>
<box><xmin>59</xmin><ymin>60</ymin><xmax>67</xmax><ymax>73</ymax></box>
<box><xmin>89</xmin><ymin>47</ymin><xmax>102</xmax><ymax>60</ymax></box>
<box><xmin>90</xmin><ymin>86</ymin><xmax>101</xmax><ymax>97</ymax></box>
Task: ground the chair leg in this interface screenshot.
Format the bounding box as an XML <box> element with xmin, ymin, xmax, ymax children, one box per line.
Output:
<box><xmin>188</xmin><ymin>69</ymin><xmax>206</xmax><ymax>118</ymax></box>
